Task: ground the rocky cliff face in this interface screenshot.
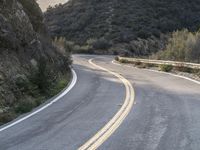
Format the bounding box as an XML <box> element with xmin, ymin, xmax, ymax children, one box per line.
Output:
<box><xmin>0</xmin><ymin>0</ymin><xmax>71</xmax><ymax>123</ymax></box>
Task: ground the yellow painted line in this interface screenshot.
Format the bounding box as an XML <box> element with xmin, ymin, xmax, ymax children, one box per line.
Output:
<box><xmin>78</xmin><ymin>58</ymin><xmax>135</xmax><ymax>150</ymax></box>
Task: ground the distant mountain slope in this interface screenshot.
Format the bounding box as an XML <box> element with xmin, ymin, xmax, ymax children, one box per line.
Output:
<box><xmin>37</xmin><ymin>0</ymin><xmax>68</xmax><ymax>11</ymax></box>
<box><xmin>45</xmin><ymin>0</ymin><xmax>200</xmax><ymax>44</ymax></box>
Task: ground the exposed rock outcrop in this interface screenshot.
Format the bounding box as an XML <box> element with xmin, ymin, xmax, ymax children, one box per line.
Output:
<box><xmin>0</xmin><ymin>0</ymin><xmax>71</xmax><ymax>123</ymax></box>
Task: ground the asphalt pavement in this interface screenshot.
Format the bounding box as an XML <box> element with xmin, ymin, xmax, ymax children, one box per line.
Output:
<box><xmin>0</xmin><ymin>55</ymin><xmax>200</xmax><ymax>150</ymax></box>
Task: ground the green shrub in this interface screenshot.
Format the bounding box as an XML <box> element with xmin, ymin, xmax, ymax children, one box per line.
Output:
<box><xmin>15</xmin><ymin>98</ymin><xmax>36</xmax><ymax>113</ymax></box>
<box><xmin>159</xmin><ymin>64</ymin><xmax>173</xmax><ymax>72</ymax></box>
<box><xmin>92</xmin><ymin>38</ymin><xmax>112</xmax><ymax>50</ymax></box>
<box><xmin>174</xmin><ymin>65</ymin><xmax>192</xmax><ymax>73</ymax></box>
<box><xmin>34</xmin><ymin>96</ymin><xmax>45</xmax><ymax>106</ymax></box>
<box><xmin>155</xmin><ymin>29</ymin><xmax>200</xmax><ymax>63</ymax></box>
<box><xmin>119</xmin><ymin>59</ymin><xmax>129</xmax><ymax>63</ymax></box>
<box><xmin>53</xmin><ymin>37</ymin><xmax>74</xmax><ymax>54</ymax></box>
<box><xmin>137</xmin><ymin>63</ymin><xmax>156</xmax><ymax>68</ymax></box>
<box><xmin>73</xmin><ymin>46</ymin><xmax>92</xmax><ymax>54</ymax></box>
<box><xmin>137</xmin><ymin>63</ymin><xmax>147</xmax><ymax>68</ymax></box>
<box><xmin>115</xmin><ymin>56</ymin><xmax>119</xmax><ymax>61</ymax></box>
<box><xmin>15</xmin><ymin>74</ymin><xmax>38</xmax><ymax>95</ymax></box>
<box><xmin>30</xmin><ymin>58</ymin><xmax>52</xmax><ymax>94</ymax></box>
<box><xmin>134</xmin><ymin>61</ymin><xmax>142</xmax><ymax>66</ymax></box>
<box><xmin>50</xmin><ymin>77</ymin><xmax>69</xmax><ymax>97</ymax></box>
<box><xmin>145</xmin><ymin>63</ymin><xmax>157</xmax><ymax>68</ymax></box>
<box><xmin>0</xmin><ymin>112</ymin><xmax>15</xmax><ymax>125</ymax></box>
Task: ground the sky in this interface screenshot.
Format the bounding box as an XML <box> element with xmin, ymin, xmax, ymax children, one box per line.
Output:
<box><xmin>37</xmin><ymin>0</ymin><xmax>69</xmax><ymax>11</ymax></box>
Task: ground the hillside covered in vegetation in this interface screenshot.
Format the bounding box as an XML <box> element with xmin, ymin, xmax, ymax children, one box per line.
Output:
<box><xmin>154</xmin><ymin>29</ymin><xmax>200</xmax><ymax>63</ymax></box>
<box><xmin>45</xmin><ymin>0</ymin><xmax>200</xmax><ymax>56</ymax></box>
<box><xmin>0</xmin><ymin>0</ymin><xmax>71</xmax><ymax>124</ymax></box>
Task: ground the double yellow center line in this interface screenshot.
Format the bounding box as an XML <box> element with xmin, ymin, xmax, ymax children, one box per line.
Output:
<box><xmin>78</xmin><ymin>58</ymin><xmax>135</xmax><ymax>150</ymax></box>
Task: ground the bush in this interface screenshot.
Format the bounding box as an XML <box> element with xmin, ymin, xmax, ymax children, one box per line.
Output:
<box><xmin>119</xmin><ymin>59</ymin><xmax>129</xmax><ymax>63</ymax></box>
<box><xmin>0</xmin><ymin>112</ymin><xmax>15</xmax><ymax>125</ymax></box>
<box><xmin>53</xmin><ymin>37</ymin><xmax>74</xmax><ymax>54</ymax></box>
<box><xmin>137</xmin><ymin>63</ymin><xmax>147</xmax><ymax>68</ymax></box>
<box><xmin>115</xmin><ymin>56</ymin><xmax>119</xmax><ymax>61</ymax></box>
<box><xmin>159</xmin><ymin>64</ymin><xmax>173</xmax><ymax>72</ymax></box>
<box><xmin>74</xmin><ymin>45</ymin><xmax>93</xmax><ymax>54</ymax></box>
<box><xmin>134</xmin><ymin>61</ymin><xmax>142</xmax><ymax>66</ymax></box>
<box><xmin>138</xmin><ymin>63</ymin><xmax>156</xmax><ymax>68</ymax></box>
<box><xmin>156</xmin><ymin>29</ymin><xmax>200</xmax><ymax>63</ymax></box>
<box><xmin>91</xmin><ymin>38</ymin><xmax>112</xmax><ymax>50</ymax></box>
<box><xmin>145</xmin><ymin>63</ymin><xmax>157</xmax><ymax>68</ymax></box>
<box><xmin>30</xmin><ymin>58</ymin><xmax>53</xmax><ymax>95</ymax></box>
<box><xmin>50</xmin><ymin>76</ymin><xmax>70</xmax><ymax>97</ymax></box>
<box><xmin>15</xmin><ymin>98</ymin><xmax>36</xmax><ymax>113</ymax></box>
<box><xmin>174</xmin><ymin>65</ymin><xmax>192</xmax><ymax>73</ymax></box>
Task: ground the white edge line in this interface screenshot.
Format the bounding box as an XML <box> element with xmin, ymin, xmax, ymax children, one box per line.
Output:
<box><xmin>0</xmin><ymin>68</ymin><xmax>77</xmax><ymax>132</ymax></box>
<box><xmin>112</xmin><ymin>60</ymin><xmax>200</xmax><ymax>85</ymax></box>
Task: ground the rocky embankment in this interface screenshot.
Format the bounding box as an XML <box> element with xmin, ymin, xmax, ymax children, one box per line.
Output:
<box><xmin>0</xmin><ymin>0</ymin><xmax>71</xmax><ymax>124</ymax></box>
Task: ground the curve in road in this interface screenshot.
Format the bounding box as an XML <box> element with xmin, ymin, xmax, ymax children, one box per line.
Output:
<box><xmin>78</xmin><ymin>58</ymin><xmax>135</xmax><ymax>150</ymax></box>
<box><xmin>0</xmin><ymin>55</ymin><xmax>200</xmax><ymax>150</ymax></box>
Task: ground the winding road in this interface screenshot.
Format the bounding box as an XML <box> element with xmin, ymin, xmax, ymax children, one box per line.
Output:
<box><xmin>0</xmin><ymin>55</ymin><xmax>200</xmax><ymax>150</ymax></box>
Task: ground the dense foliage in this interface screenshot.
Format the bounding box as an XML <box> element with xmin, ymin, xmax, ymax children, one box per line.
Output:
<box><xmin>0</xmin><ymin>0</ymin><xmax>71</xmax><ymax>124</ymax></box>
<box><xmin>45</xmin><ymin>0</ymin><xmax>200</xmax><ymax>45</ymax></box>
<box><xmin>154</xmin><ymin>29</ymin><xmax>200</xmax><ymax>63</ymax></box>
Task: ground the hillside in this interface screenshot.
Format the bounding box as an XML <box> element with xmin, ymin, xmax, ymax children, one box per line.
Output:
<box><xmin>37</xmin><ymin>0</ymin><xmax>68</xmax><ymax>11</ymax></box>
<box><xmin>45</xmin><ymin>0</ymin><xmax>200</xmax><ymax>52</ymax></box>
<box><xmin>0</xmin><ymin>0</ymin><xmax>71</xmax><ymax>124</ymax></box>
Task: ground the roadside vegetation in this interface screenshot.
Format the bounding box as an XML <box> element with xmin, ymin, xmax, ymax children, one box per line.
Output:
<box><xmin>116</xmin><ymin>57</ymin><xmax>200</xmax><ymax>80</ymax></box>
<box><xmin>52</xmin><ymin>37</ymin><xmax>112</xmax><ymax>54</ymax></box>
<box><xmin>45</xmin><ymin>0</ymin><xmax>200</xmax><ymax>56</ymax></box>
<box><xmin>0</xmin><ymin>0</ymin><xmax>71</xmax><ymax>125</ymax></box>
<box><xmin>159</xmin><ymin>64</ymin><xmax>173</xmax><ymax>72</ymax></box>
<box><xmin>0</xmin><ymin>42</ymin><xmax>71</xmax><ymax>125</ymax></box>
<box><xmin>0</xmin><ymin>41</ymin><xmax>71</xmax><ymax>125</ymax></box>
<box><xmin>153</xmin><ymin>29</ymin><xmax>200</xmax><ymax>63</ymax></box>
<box><xmin>2</xmin><ymin>0</ymin><xmax>200</xmax><ymax>125</ymax></box>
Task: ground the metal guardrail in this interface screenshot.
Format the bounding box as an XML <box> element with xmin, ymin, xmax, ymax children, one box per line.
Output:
<box><xmin>118</xmin><ymin>57</ymin><xmax>200</xmax><ymax>69</ymax></box>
